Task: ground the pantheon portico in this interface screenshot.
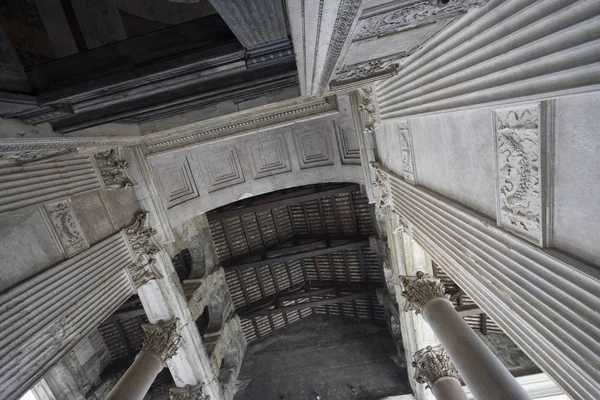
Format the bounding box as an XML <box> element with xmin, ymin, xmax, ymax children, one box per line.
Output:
<box><xmin>0</xmin><ymin>1</ymin><xmax>598</xmax><ymax>400</ymax></box>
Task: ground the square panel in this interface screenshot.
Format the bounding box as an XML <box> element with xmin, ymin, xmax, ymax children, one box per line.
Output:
<box><xmin>202</xmin><ymin>146</ymin><xmax>245</xmax><ymax>192</ymax></box>
<box><xmin>293</xmin><ymin>128</ymin><xmax>334</xmax><ymax>169</ymax></box>
<box><xmin>247</xmin><ymin>134</ymin><xmax>292</xmax><ymax>178</ymax></box>
<box><xmin>334</xmin><ymin>122</ymin><xmax>361</xmax><ymax>165</ymax></box>
<box><xmin>158</xmin><ymin>156</ymin><xmax>199</xmax><ymax>208</ymax></box>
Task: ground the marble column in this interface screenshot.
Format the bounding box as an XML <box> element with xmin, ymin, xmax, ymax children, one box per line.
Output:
<box><xmin>412</xmin><ymin>345</ymin><xmax>466</xmax><ymax>400</ymax></box>
<box><xmin>402</xmin><ymin>272</ymin><xmax>531</xmax><ymax>400</ymax></box>
<box><xmin>106</xmin><ymin>320</ymin><xmax>180</xmax><ymax>400</ymax></box>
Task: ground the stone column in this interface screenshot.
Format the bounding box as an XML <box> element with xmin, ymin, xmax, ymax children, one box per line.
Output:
<box><xmin>402</xmin><ymin>272</ymin><xmax>531</xmax><ymax>400</ymax></box>
<box><xmin>106</xmin><ymin>320</ymin><xmax>180</xmax><ymax>400</ymax></box>
<box><xmin>412</xmin><ymin>345</ymin><xmax>466</xmax><ymax>400</ymax></box>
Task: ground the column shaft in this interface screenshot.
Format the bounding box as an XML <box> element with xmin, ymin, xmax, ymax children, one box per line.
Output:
<box><xmin>105</xmin><ymin>352</ymin><xmax>163</xmax><ymax>400</ymax></box>
<box><xmin>422</xmin><ymin>297</ymin><xmax>530</xmax><ymax>400</ymax></box>
<box><xmin>431</xmin><ymin>376</ymin><xmax>467</xmax><ymax>400</ymax></box>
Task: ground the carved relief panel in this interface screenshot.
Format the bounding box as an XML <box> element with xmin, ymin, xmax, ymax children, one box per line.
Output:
<box><xmin>42</xmin><ymin>200</ymin><xmax>90</xmax><ymax>258</ymax></box>
<box><xmin>493</xmin><ymin>103</ymin><xmax>549</xmax><ymax>245</ymax></box>
<box><xmin>397</xmin><ymin>120</ymin><xmax>417</xmax><ymax>185</ymax></box>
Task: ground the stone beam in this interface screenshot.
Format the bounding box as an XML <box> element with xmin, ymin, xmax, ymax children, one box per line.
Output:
<box><xmin>208</xmin><ymin>0</ymin><xmax>294</xmax><ymax>68</ymax></box>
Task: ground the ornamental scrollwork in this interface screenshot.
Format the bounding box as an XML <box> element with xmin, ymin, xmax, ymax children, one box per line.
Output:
<box><xmin>93</xmin><ymin>148</ymin><xmax>134</xmax><ymax>189</ymax></box>
<box><xmin>412</xmin><ymin>345</ymin><xmax>460</xmax><ymax>389</ymax></box>
<box><xmin>354</xmin><ymin>0</ymin><xmax>488</xmax><ymax>40</ymax></box>
<box><xmin>44</xmin><ymin>201</ymin><xmax>89</xmax><ymax>257</ymax></box>
<box><xmin>397</xmin><ymin>121</ymin><xmax>416</xmax><ymax>185</ymax></box>
<box><xmin>494</xmin><ymin>105</ymin><xmax>542</xmax><ymax>242</ymax></box>
<box><xmin>142</xmin><ymin>319</ymin><xmax>181</xmax><ymax>363</ymax></box>
<box><xmin>331</xmin><ymin>58</ymin><xmax>399</xmax><ymax>88</ymax></box>
<box><xmin>401</xmin><ymin>271</ymin><xmax>446</xmax><ymax>314</ymax></box>
<box><xmin>170</xmin><ymin>383</ymin><xmax>210</xmax><ymax>400</ymax></box>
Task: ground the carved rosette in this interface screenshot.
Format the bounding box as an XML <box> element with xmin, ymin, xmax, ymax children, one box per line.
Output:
<box><xmin>142</xmin><ymin>319</ymin><xmax>181</xmax><ymax>363</ymax></box>
<box><xmin>494</xmin><ymin>105</ymin><xmax>542</xmax><ymax>242</ymax></box>
<box><xmin>170</xmin><ymin>383</ymin><xmax>210</xmax><ymax>400</ymax></box>
<box><xmin>369</xmin><ymin>161</ymin><xmax>392</xmax><ymax>208</ymax></box>
<box><xmin>358</xmin><ymin>86</ymin><xmax>379</xmax><ymax>133</ymax></box>
<box><xmin>412</xmin><ymin>345</ymin><xmax>460</xmax><ymax>389</ymax></box>
<box><xmin>124</xmin><ymin>212</ymin><xmax>162</xmax><ymax>288</ymax></box>
<box><xmin>397</xmin><ymin>121</ymin><xmax>416</xmax><ymax>185</ymax></box>
<box><xmin>93</xmin><ymin>148</ymin><xmax>135</xmax><ymax>189</ymax></box>
<box><xmin>401</xmin><ymin>271</ymin><xmax>446</xmax><ymax>314</ymax></box>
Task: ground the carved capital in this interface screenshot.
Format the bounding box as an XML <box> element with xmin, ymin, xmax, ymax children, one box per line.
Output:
<box><xmin>401</xmin><ymin>271</ymin><xmax>446</xmax><ymax>314</ymax></box>
<box><xmin>124</xmin><ymin>212</ymin><xmax>160</xmax><ymax>259</ymax></box>
<box><xmin>358</xmin><ymin>87</ymin><xmax>378</xmax><ymax>133</ymax></box>
<box><xmin>142</xmin><ymin>319</ymin><xmax>180</xmax><ymax>363</ymax></box>
<box><xmin>170</xmin><ymin>383</ymin><xmax>210</xmax><ymax>400</ymax></box>
<box><xmin>369</xmin><ymin>161</ymin><xmax>391</xmax><ymax>208</ymax></box>
<box><xmin>412</xmin><ymin>345</ymin><xmax>460</xmax><ymax>389</ymax></box>
<box><xmin>124</xmin><ymin>212</ymin><xmax>162</xmax><ymax>288</ymax></box>
<box><xmin>93</xmin><ymin>148</ymin><xmax>134</xmax><ymax>189</ymax></box>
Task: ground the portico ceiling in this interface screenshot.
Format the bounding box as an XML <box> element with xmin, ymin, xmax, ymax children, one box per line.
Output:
<box><xmin>207</xmin><ymin>183</ymin><xmax>386</xmax><ymax>342</ymax></box>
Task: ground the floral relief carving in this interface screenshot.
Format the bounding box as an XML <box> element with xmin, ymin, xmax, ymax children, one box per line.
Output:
<box><xmin>355</xmin><ymin>0</ymin><xmax>487</xmax><ymax>40</ymax></box>
<box><xmin>413</xmin><ymin>345</ymin><xmax>460</xmax><ymax>389</ymax></box>
<box><xmin>494</xmin><ymin>105</ymin><xmax>542</xmax><ymax>242</ymax></box>
<box><xmin>93</xmin><ymin>148</ymin><xmax>135</xmax><ymax>189</ymax></box>
<box><xmin>397</xmin><ymin>120</ymin><xmax>416</xmax><ymax>185</ymax></box>
<box><xmin>44</xmin><ymin>201</ymin><xmax>89</xmax><ymax>257</ymax></box>
<box><xmin>331</xmin><ymin>58</ymin><xmax>399</xmax><ymax>88</ymax></box>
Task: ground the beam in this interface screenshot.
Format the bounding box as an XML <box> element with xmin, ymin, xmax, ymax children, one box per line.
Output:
<box><xmin>225</xmin><ymin>238</ymin><xmax>369</xmax><ymax>271</ymax></box>
<box><xmin>208</xmin><ymin>184</ymin><xmax>359</xmax><ymax>221</ymax></box>
<box><xmin>104</xmin><ymin>308</ymin><xmax>146</xmax><ymax>323</ymax></box>
<box><xmin>456</xmin><ymin>305</ymin><xmax>483</xmax><ymax>317</ymax></box>
<box><xmin>240</xmin><ymin>291</ymin><xmax>375</xmax><ymax>318</ymax></box>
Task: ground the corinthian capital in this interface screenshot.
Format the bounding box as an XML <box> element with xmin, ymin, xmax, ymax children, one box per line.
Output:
<box><xmin>413</xmin><ymin>345</ymin><xmax>460</xmax><ymax>389</ymax></box>
<box><xmin>170</xmin><ymin>383</ymin><xmax>210</xmax><ymax>400</ymax></box>
<box><xmin>401</xmin><ymin>271</ymin><xmax>445</xmax><ymax>314</ymax></box>
<box><xmin>124</xmin><ymin>212</ymin><xmax>160</xmax><ymax>260</ymax></box>
<box><xmin>93</xmin><ymin>148</ymin><xmax>134</xmax><ymax>189</ymax></box>
<box><xmin>141</xmin><ymin>319</ymin><xmax>180</xmax><ymax>363</ymax></box>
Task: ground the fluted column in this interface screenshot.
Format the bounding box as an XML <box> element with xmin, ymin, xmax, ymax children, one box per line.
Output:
<box><xmin>106</xmin><ymin>320</ymin><xmax>180</xmax><ymax>400</ymax></box>
<box><xmin>413</xmin><ymin>345</ymin><xmax>467</xmax><ymax>400</ymax></box>
<box><xmin>402</xmin><ymin>272</ymin><xmax>531</xmax><ymax>400</ymax></box>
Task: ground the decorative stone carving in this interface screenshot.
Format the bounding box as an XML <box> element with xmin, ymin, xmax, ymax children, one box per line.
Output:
<box><xmin>157</xmin><ymin>157</ymin><xmax>200</xmax><ymax>209</ymax></box>
<box><xmin>494</xmin><ymin>105</ymin><xmax>543</xmax><ymax>242</ymax></box>
<box><xmin>331</xmin><ymin>58</ymin><xmax>399</xmax><ymax>89</ymax></box>
<box><xmin>124</xmin><ymin>212</ymin><xmax>162</xmax><ymax>288</ymax></box>
<box><xmin>170</xmin><ymin>383</ymin><xmax>210</xmax><ymax>400</ymax></box>
<box><xmin>334</xmin><ymin>122</ymin><xmax>361</xmax><ymax>165</ymax></box>
<box><xmin>319</xmin><ymin>0</ymin><xmax>362</xmax><ymax>93</ymax></box>
<box><xmin>125</xmin><ymin>212</ymin><xmax>160</xmax><ymax>260</ymax></box>
<box><xmin>141</xmin><ymin>319</ymin><xmax>181</xmax><ymax>363</ymax></box>
<box><xmin>202</xmin><ymin>147</ymin><xmax>245</xmax><ymax>192</ymax></box>
<box><xmin>247</xmin><ymin>134</ymin><xmax>292</xmax><ymax>178</ymax></box>
<box><xmin>0</xmin><ymin>149</ymin><xmax>73</xmax><ymax>165</ymax></box>
<box><xmin>397</xmin><ymin>120</ymin><xmax>416</xmax><ymax>184</ymax></box>
<box><xmin>412</xmin><ymin>345</ymin><xmax>460</xmax><ymax>389</ymax></box>
<box><xmin>93</xmin><ymin>149</ymin><xmax>135</xmax><ymax>189</ymax></box>
<box><xmin>369</xmin><ymin>161</ymin><xmax>392</xmax><ymax>208</ymax></box>
<box><xmin>354</xmin><ymin>0</ymin><xmax>487</xmax><ymax>40</ymax></box>
<box><xmin>401</xmin><ymin>271</ymin><xmax>445</xmax><ymax>314</ymax></box>
<box><xmin>358</xmin><ymin>87</ymin><xmax>378</xmax><ymax>133</ymax></box>
<box><xmin>43</xmin><ymin>200</ymin><xmax>89</xmax><ymax>257</ymax></box>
